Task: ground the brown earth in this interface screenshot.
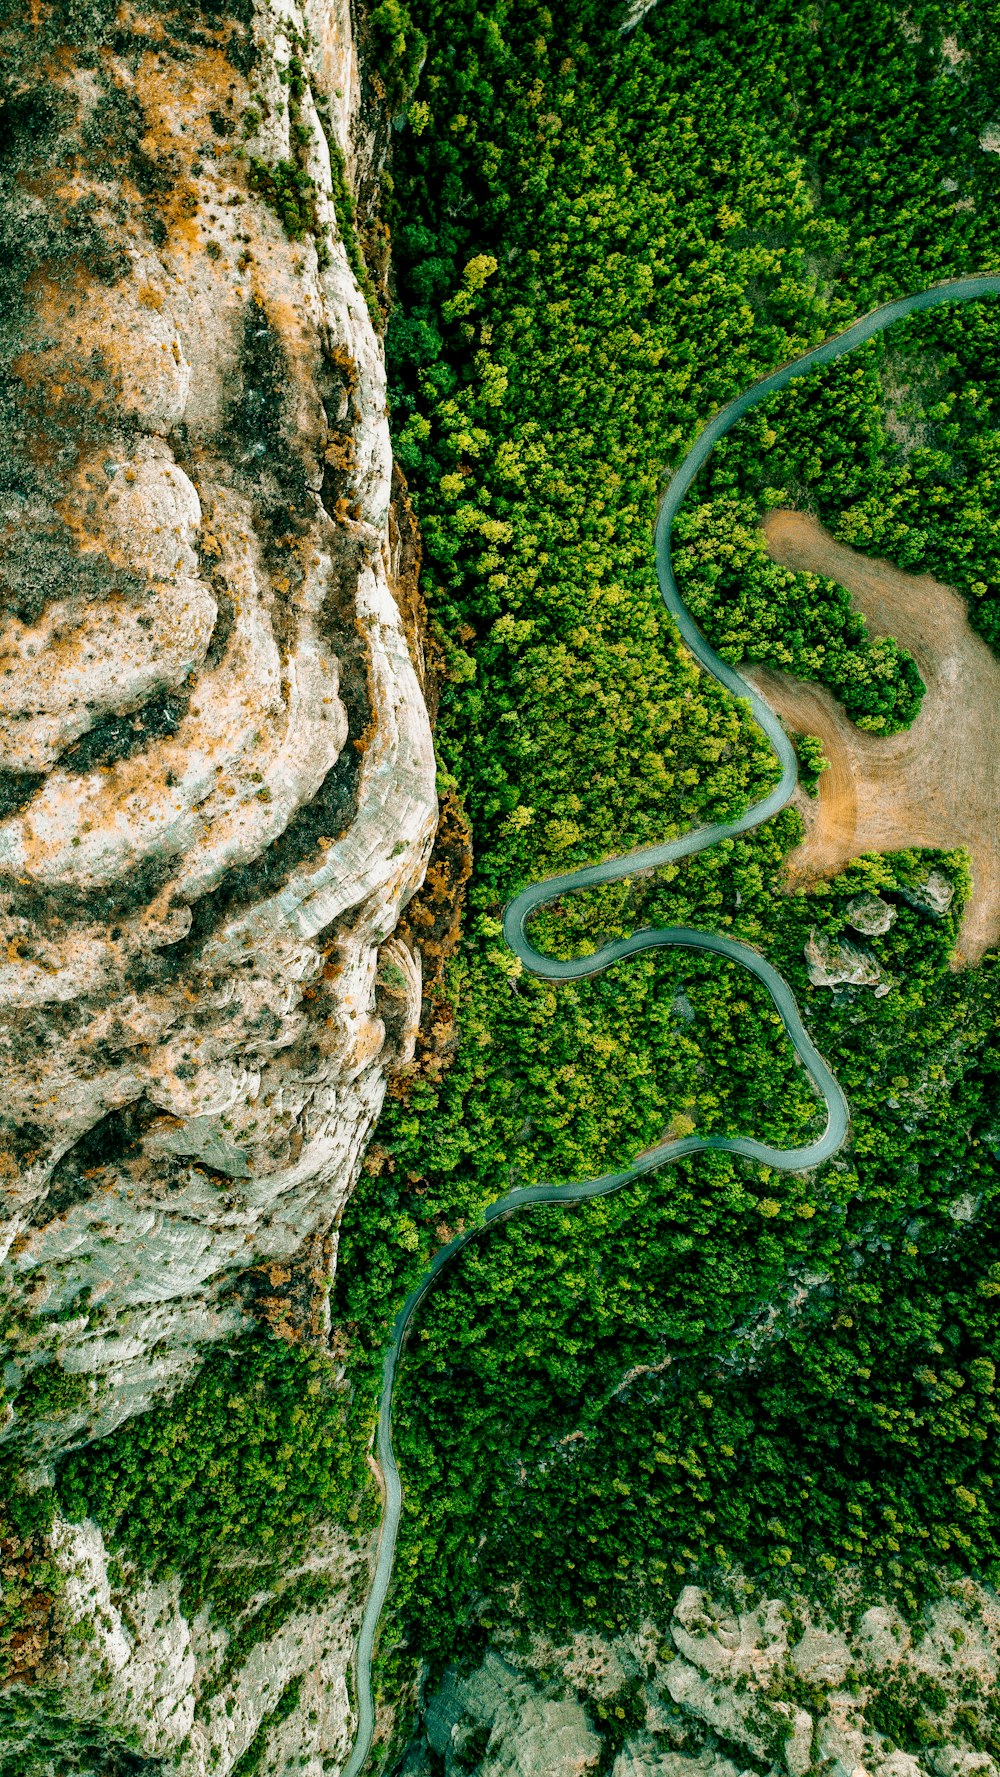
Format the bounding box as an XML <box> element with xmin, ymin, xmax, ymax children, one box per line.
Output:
<box><xmin>750</xmin><ymin>509</ymin><xmax>1000</xmax><ymax>964</ymax></box>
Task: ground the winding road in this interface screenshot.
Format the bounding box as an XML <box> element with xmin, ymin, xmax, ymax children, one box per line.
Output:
<box><xmin>341</xmin><ymin>275</ymin><xmax>1000</xmax><ymax>1777</ymax></box>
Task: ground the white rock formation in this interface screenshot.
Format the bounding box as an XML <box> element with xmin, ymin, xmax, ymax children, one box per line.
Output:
<box><xmin>0</xmin><ymin>0</ymin><xmax>436</xmax><ymax>1764</ymax></box>
<box><xmin>613</xmin><ymin>1742</ymin><xmax>738</xmax><ymax>1777</ymax></box>
<box><xmin>418</xmin><ymin>1649</ymin><xmax>602</xmax><ymax>1777</ymax></box>
<box><xmin>0</xmin><ymin>0</ymin><xmax>436</xmax><ymax>1458</ymax></box>
<box><xmin>844</xmin><ymin>894</ymin><xmax>897</xmax><ymax>937</ymax></box>
<box><xmin>805</xmin><ymin>930</ymin><xmax>883</xmax><ymax>991</ymax></box>
<box><xmin>0</xmin><ymin>1510</ymin><xmax>369</xmax><ymax>1775</ymax></box>
<box><xmin>406</xmin><ymin>1577</ymin><xmax>1000</xmax><ymax>1777</ymax></box>
<box><xmin>900</xmin><ymin>869</ymin><xmax>955</xmax><ymax>918</ymax></box>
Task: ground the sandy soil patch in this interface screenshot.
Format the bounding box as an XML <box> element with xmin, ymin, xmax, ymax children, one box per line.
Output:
<box><xmin>748</xmin><ymin>509</ymin><xmax>1000</xmax><ymax>964</ymax></box>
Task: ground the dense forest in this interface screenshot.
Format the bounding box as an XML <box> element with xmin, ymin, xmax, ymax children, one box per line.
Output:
<box><xmin>55</xmin><ymin>0</ymin><xmax>1000</xmax><ymax>1759</ymax></box>
<box><xmin>351</xmin><ymin>0</ymin><xmax>1000</xmax><ymax>1695</ymax></box>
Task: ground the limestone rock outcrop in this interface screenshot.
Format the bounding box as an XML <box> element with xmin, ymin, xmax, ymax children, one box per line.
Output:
<box><xmin>805</xmin><ymin>930</ymin><xmax>884</xmax><ymax>992</ymax></box>
<box><xmin>405</xmin><ymin>1577</ymin><xmax>1000</xmax><ymax>1777</ymax></box>
<box><xmin>844</xmin><ymin>893</ymin><xmax>897</xmax><ymax>937</ymax></box>
<box><xmin>0</xmin><ymin>0</ymin><xmax>435</xmax><ymax>1461</ymax></box>
<box><xmin>900</xmin><ymin>868</ymin><xmax>956</xmax><ymax>918</ymax></box>
<box><xmin>411</xmin><ymin>1650</ymin><xmax>602</xmax><ymax>1777</ymax></box>
<box><xmin>3</xmin><ymin>1508</ymin><xmax>369</xmax><ymax>1776</ymax></box>
<box><xmin>0</xmin><ymin>0</ymin><xmax>436</xmax><ymax>1765</ymax></box>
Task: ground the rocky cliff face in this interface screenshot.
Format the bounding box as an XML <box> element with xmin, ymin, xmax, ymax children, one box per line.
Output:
<box><xmin>0</xmin><ymin>0</ymin><xmax>435</xmax><ymax>1456</ymax></box>
<box><xmin>5</xmin><ymin>1511</ymin><xmax>371</xmax><ymax>1775</ymax></box>
<box><xmin>406</xmin><ymin>1578</ymin><xmax>1000</xmax><ymax>1777</ymax></box>
<box><xmin>0</xmin><ymin>0</ymin><xmax>434</xmax><ymax>1763</ymax></box>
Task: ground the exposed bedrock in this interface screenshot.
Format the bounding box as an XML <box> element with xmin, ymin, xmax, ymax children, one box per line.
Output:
<box><xmin>406</xmin><ymin>1579</ymin><xmax>1000</xmax><ymax>1777</ymax></box>
<box><xmin>0</xmin><ymin>0</ymin><xmax>436</xmax><ymax>1456</ymax></box>
<box><xmin>4</xmin><ymin>1510</ymin><xmax>371</xmax><ymax>1777</ymax></box>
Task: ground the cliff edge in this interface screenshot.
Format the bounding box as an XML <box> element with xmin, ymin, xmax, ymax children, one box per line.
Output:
<box><xmin>0</xmin><ymin>0</ymin><xmax>435</xmax><ymax>1766</ymax></box>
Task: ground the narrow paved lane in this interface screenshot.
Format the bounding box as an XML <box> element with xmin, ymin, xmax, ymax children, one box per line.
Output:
<box><xmin>341</xmin><ymin>275</ymin><xmax>1000</xmax><ymax>1777</ymax></box>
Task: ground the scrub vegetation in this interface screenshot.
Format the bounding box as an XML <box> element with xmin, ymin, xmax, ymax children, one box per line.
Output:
<box><xmin>56</xmin><ymin>1333</ymin><xmax>375</xmax><ymax>1616</ymax></box>
<box><xmin>0</xmin><ymin>1472</ymin><xmax>59</xmax><ymax>1688</ymax></box>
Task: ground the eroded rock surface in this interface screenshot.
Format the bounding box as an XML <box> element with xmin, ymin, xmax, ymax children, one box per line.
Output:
<box><xmin>0</xmin><ymin>0</ymin><xmax>436</xmax><ymax>1765</ymax></box>
<box><xmin>3</xmin><ymin>1509</ymin><xmax>369</xmax><ymax>1776</ymax></box>
<box><xmin>0</xmin><ymin>0</ymin><xmax>435</xmax><ymax>1462</ymax></box>
<box><xmin>805</xmin><ymin>930</ymin><xmax>884</xmax><ymax>992</ymax></box>
<box><xmin>409</xmin><ymin>1650</ymin><xmax>602</xmax><ymax>1777</ymax></box>
<box><xmin>845</xmin><ymin>893</ymin><xmax>897</xmax><ymax>937</ymax></box>
<box><xmin>405</xmin><ymin>1578</ymin><xmax>1000</xmax><ymax>1777</ymax></box>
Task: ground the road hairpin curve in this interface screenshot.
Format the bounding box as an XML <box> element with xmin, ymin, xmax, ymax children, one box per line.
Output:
<box><xmin>341</xmin><ymin>274</ymin><xmax>1000</xmax><ymax>1777</ymax></box>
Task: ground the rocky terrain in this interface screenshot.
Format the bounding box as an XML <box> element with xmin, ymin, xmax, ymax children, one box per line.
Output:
<box><xmin>0</xmin><ymin>0</ymin><xmax>435</xmax><ymax>1766</ymax></box>
<box><xmin>405</xmin><ymin>1577</ymin><xmax>1000</xmax><ymax>1777</ymax></box>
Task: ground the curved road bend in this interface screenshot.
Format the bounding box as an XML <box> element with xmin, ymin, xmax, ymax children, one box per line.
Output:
<box><xmin>342</xmin><ymin>274</ymin><xmax>1000</xmax><ymax>1777</ymax></box>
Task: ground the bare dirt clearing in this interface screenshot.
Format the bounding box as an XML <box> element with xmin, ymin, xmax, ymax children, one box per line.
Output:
<box><xmin>749</xmin><ymin>509</ymin><xmax>1000</xmax><ymax>964</ymax></box>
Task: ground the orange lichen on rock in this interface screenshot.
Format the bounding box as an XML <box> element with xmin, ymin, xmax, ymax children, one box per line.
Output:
<box><xmin>0</xmin><ymin>0</ymin><xmax>435</xmax><ymax>1465</ymax></box>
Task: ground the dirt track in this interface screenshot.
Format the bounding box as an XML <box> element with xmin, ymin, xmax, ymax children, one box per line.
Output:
<box><xmin>750</xmin><ymin>509</ymin><xmax>1000</xmax><ymax>964</ymax></box>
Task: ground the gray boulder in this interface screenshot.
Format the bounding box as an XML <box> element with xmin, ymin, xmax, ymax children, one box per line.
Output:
<box><xmin>900</xmin><ymin>867</ymin><xmax>955</xmax><ymax>917</ymax></box>
<box><xmin>805</xmin><ymin>930</ymin><xmax>882</xmax><ymax>990</ymax></box>
<box><xmin>844</xmin><ymin>893</ymin><xmax>897</xmax><ymax>936</ymax></box>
